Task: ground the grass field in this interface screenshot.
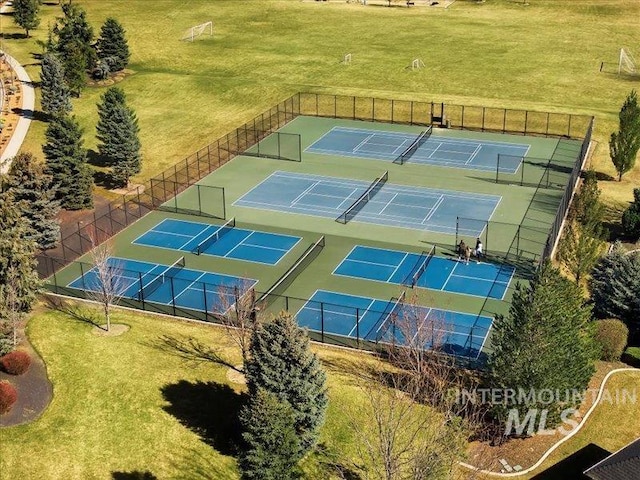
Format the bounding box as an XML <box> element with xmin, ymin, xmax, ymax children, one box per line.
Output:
<box><xmin>2</xmin><ymin>0</ymin><xmax>639</xmax><ymax>207</ymax></box>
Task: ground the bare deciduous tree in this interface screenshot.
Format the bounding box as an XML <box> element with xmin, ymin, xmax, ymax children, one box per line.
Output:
<box><xmin>86</xmin><ymin>239</ymin><xmax>128</xmax><ymax>332</ymax></box>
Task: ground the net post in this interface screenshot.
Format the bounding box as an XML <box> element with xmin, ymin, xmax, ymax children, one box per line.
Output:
<box><xmin>79</xmin><ymin>262</ymin><xmax>86</xmax><ymax>290</ymax></box>
<box><xmin>485</xmin><ymin>220</ymin><xmax>490</xmax><ymax>255</ymax></box>
<box><xmin>222</xmin><ymin>188</ymin><xmax>226</xmax><ymax>219</ymax></box>
<box><xmin>455</xmin><ymin>217</ymin><xmax>460</xmax><ymax>248</ymax></box>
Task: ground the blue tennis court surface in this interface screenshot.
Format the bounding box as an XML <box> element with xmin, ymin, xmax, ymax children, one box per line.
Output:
<box><xmin>296</xmin><ymin>290</ymin><xmax>493</xmax><ymax>358</ymax></box>
<box><xmin>334</xmin><ymin>245</ymin><xmax>515</xmax><ymax>300</ymax></box>
<box><xmin>132</xmin><ymin>218</ymin><xmax>301</xmax><ymax>265</ymax></box>
<box><xmin>234</xmin><ymin>171</ymin><xmax>501</xmax><ymax>235</ymax></box>
<box><xmin>306</xmin><ymin>126</ymin><xmax>529</xmax><ymax>173</ymax></box>
<box><xmin>68</xmin><ymin>257</ymin><xmax>257</xmax><ymax>314</ymax></box>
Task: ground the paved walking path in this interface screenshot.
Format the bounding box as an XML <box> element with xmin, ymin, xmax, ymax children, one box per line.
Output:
<box><xmin>0</xmin><ymin>3</ymin><xmax>35</xmax><ymax>173</ymax></box>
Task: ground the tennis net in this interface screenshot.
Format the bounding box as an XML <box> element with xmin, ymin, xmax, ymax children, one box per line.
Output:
<box><xmin>365</xmin><ymin>290</ymin><xmax>406</xmax><ymax>342</ymax></box>
<box><xmin>138</xmin><ymin>256</ymin><xmax>186</xmax><ymax>301</ymax></box>
<box><xmin>257</xmin><ymin>236</ymin><xmax>325</xmax><ymax>307</ymax></box>
<box><xmin>336</xmin><ymin>171</ymin><xmax>388</xmax><ymax>224</ymax></box>
<box><xmin>395</xmin><ymin>126</ymin><xmax>433</xmax><ymax>165</ymax></box>
<box><xmin>403</xmin><ymin>245</ymin><xmax>437</xmax><ymax>288</ymax></box>
<box><xmin>194</xmin><ymin>217</ymin><xmax>236</xmax><ymax>255</ymax></box>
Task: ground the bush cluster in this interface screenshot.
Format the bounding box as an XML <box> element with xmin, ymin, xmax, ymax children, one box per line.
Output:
<box><xmin>0</xmin><ymin>381</ymin><xmax>17</xmax><ymax>415</ymax></box>
<box><xmin>0</xmin><ymin>350</ymin><xmax>32</xmax><ymax>375</ymax></box>
<box><xmin>594</xmin><ymin>319</ymin><xmax>629</xmax><ymax>361</ymax></box>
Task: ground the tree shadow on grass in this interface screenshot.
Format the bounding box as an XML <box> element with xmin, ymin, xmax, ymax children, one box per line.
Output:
<box><xmin>87</xmin><ymin>148</ymin><xmax>111</xmax><ymax>168</ymax></box>
<box><xmin>161</xmin><ymin>380</ymin><xmax>246</xmax><ymax>456</ymax></box>
<box><xmin>112</xmin><ymin>472</ymin><xmax>158</xmax><ymax>480</ymax></box>
<box><xmin>530</xmin><ymin>442</ymin><xmax>610</xmax><ymax>480</ymax></box>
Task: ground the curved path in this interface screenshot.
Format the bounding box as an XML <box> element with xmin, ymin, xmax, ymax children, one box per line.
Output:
<box><xmin>0</xmin><ymin>29</ymin><xmax>35</xmax><ymax>173</ymax></box>
<box><xmin>459</xmin><ymin>368</ymin><xmax>640</xmax><ymax>477</ymax></box>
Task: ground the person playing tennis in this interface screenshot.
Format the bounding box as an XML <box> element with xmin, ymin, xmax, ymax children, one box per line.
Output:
<box><xmin>474</xmin><ymin>238</ymin><xmax>483</xmax><ymax>262</ymax></box>
<box><xmin>457</xmin><ymin>239</ymin><xmax>467</xmax><ymax>261</ymax></box>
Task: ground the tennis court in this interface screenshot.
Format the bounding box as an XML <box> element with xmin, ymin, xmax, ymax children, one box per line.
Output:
<box><xmin>305</xmin><ymin>126</ymin><xmax>529</xmax><ymax>173</ymax></box>
<box><xmin>68</xmin><ymin>257</ymin><xmax>257</xmax><ymax>314</ymax></box>
<box><xmin>296</xmin><ymin>290</ymin><xmax>493</xmax><ymax>358</ymax></box>
<box><xmin>233</xmin><ymin>171</ymin><xmax>501</xmax><ymax>235</ymax></box>
<box><xmin>333</xmin><ymin>245</ymin><xmax>515</xmax><ymax>300</ymax></box>
<box><xmin>132</xmin><ymin>218</ymin><xmax>301</xmax><ymax>265</ymax></box>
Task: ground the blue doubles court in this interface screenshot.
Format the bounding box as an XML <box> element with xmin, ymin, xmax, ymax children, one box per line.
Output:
<box><xmin>334</xmin><ymin>245</ymin><xmax>515</xmax><ymax>300</ymax></box>
<box><xmin>68</xmin><ymin>257</ymin><xmax>257</xmax><ymax>314</ymax></box>
<box><xmin>234</xmin><ymin>171</ymin><xmax>501</xmax><ymax>235</ymax></box>
<box><xmin>306</xmin><ymin>127</ymin><xmax>529</xmax><ymax>173</ymax></box>
<box><xmin>132</xmin><ymin>218</ymin><xmax>301</xmax><ymax>265</ymax></box>
<box><xmin>296</xmin><ymin>290</ymin><xmax>493</xmax><ymax>358</ymax></box>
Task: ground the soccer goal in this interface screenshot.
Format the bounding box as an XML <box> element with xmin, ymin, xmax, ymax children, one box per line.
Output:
<box><xmin>618</xmin><ymin>48</ymin><xmax>637</xmax><ymax>75</ymax></box>
<box><xmin>411</xmin><ymin>58</ymin><xmax>425</xmax><ymax>70</ymax></box>
<box><xmin>342</xmin><ymin>53</ymin><xmax>352</xmax><ymax>65</ymax></box>
<box><xmin>181</xmin><ymin>21</ymin><xmax>213</xmax><ymax>42</ymax></box>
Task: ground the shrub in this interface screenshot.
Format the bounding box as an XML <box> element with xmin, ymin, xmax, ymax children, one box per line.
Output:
<box><xmin>622</xmin><ymin>188</ymin><xmax>640</xmax><ymax>240</ymax></box>
<box><xmin>0</xmin><ymin>350</ymin><xmax>32</xmax><ymax>375</ymax></box>
<box><xmin>594</xmin><ymin>319</ymin><xmax>629</xmax><ymax>361</ymax></box>
<box><xmin>623</xmin><ymin>347</ymin><xmax>640</xmax><ymax>367</ymax></box>
<box><xmin>0</xmin><ymin>381</ymin><xmax>17</xmax><ymax>415</ymax></box>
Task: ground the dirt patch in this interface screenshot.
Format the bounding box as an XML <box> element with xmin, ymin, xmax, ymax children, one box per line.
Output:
<box><xmin>227</xmin><ymin>365</ymin><xmax>246</xmax><ymax>385</ymax></box>
<box><xmin>110</xmin><ymin>183</ymin><xmax>145</xmax><ymax>196</ymax></box>
<box><xmin>87</xmin><ymin>69</ymin><xmax>135</xmax><ymax>88</ymax></box>
<box><xmin>92</xmin><ymin>324</ymin><xmax>130</xmax><ymax>336</ymax></box>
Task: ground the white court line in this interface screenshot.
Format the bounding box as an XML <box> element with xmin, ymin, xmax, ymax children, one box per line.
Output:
<box><xmin>441</xmin><ymin>261</ymin><xmax>459</xmax><ymax>291</ymax></box>
<box><xmin>378</xmin><ymin>192</ymin><xmax>398</xmax><ymax>215</ymax></box>
<box><xmin>352</xmin><ymin>133</ymin><xmax>376</xmax><ymax>153</ymax></box>
<box><xmin>348</xmin><ymin>299</ymin><xmax>377</xmax><ymax>337</ymax></box>
<box><xmin>290</xmin><ymin>181</ymin><xmax>320</xmax><ymax>206</ymax></box>
<box><xmin>224</xmin><ymin>231</ymin><xmax>254</xmax><ymax>258</ymax></box>
<box><xmin>427</xmin><ymin>142</ymin><xmax>443</xmax><ymax>158</ymax></box>
<box><xmin>465</xmin><ymin>144</ymin><xmax>483</xmax><ymax>165</ymax></box>
<box><xmin>449</xmin><ymin>272</ymin><xmax>511</xmax><ymax>285</ymax></box>
<box><xmin>171</xmin><ymin>272</ymin><xmax>208</xmax><ymax>303</ymax></box>
<box><xmin>421</xmin><ymin>195</ymin><xmax>445</xmax><ymax>224</ymax></box>
<box><xmin>335</xmin><ymin>187</ymin><xmax>363</xmax><ymax>210</ymax></box>
<box><xmin>391</xmin><ymin>139</ymin><xmax>412</xmax><ymax>155</ymax></box>
<box><xmin>386</xmin><ymin>252</ymin><xmax>409</xmax><ymax>282</ymax></box>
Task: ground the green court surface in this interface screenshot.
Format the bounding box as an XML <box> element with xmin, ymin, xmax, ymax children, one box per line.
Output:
<box><xmin>48</xmin><ymin>116</ymin><xmax>583</xmax><ymax>360</ymax></box>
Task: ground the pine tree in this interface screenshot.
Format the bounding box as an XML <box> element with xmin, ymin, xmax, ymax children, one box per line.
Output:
<box><xmin>570</xmin><ymin>170</ymin><xmax>605</xmax><ymax>234</ymax></box>
<box><xmin>589</xmin><ymin>243</ymin><xmax>640</xmax><ymax>334</ymax></box>
<box><xmin>0</xmin><ymin>192</ymin><xmax>41</xmax><ymax>314</ymax></box>
<box><xmin>51</xmin><ymin>1</ymin><xmax>96</xmax><ymax>95</ymax></box>
<box><xmin>40</xmin><ymin>53</ymin><xmax>72</xmax><ymax>118</ymax></box>
<box><xmin>239</xmin><ymin>389</ymin><xmax>301</xmax><ymax>480</ymax></box>
<box><xmin>96</xmin><ymin>18</ymin><xmax>131</xmax><ymax>72</ymax></box>
<box><xmin>96</xmin><ymin>87</ymin><xmax>141</xmax><ymax>187</ymax></box>
<box><xmin>12</xmin><ymin>0</ymin><xmax>40</xmax><ymax>37</ymax></box>
<box><xmin>5</xmin><ymin>152</ymin><xmax>60</xmax><ymax>250</ymax></box>
<box><xmin>610</xmin><ymin>90</ymin><xmax>640</xmax><ymax>181</ymax></box>
<box><xmin>43</xmin><ymin>115</ymin><xmax>94</xmax><ymax>210</ymax></box>
<box><xmin>488</xmin><ymin>262</ymin><xmax>598</xmax><ymax>430</ymax></box>
<box><xmin>245</xmin><ymin>313</ymin><xmax>328</xmax><ymax>456</ymax></box>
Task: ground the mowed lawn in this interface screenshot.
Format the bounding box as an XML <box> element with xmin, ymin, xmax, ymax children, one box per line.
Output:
<box><xmin>3</xmin><ymin>0</ymin><xmax>640</xmax><ymax>204</ymax></box>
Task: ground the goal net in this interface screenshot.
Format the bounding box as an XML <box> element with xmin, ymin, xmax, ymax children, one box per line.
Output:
<box><xmin>618</xmin><ymin>48</ymin><xmax>637</xmax><ymax>75</ymax></box>
<box><xmin>181</xmin><ymin>21</ymin><xmax>213</xmax><ymax>42</ymax></box>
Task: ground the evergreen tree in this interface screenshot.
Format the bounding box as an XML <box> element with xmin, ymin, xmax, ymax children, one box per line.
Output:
<box><xmin>610</xmin><ymin>90</ymin><xmax>640</xmax><ymax>181</ymax></box>
<box><xmin>96</xmin><ymin>87</ymin><xmax>141</xmax><ymax>187</ymax></box>
<box><xmin>589</xmin><ymin>243</ymin><xmax>640</xmax><ymax>334</ymax></box>
<box><xmin>488</xmin><ymin>262</ymin><xmax>598</xmax><ymax>430</ymax></box>
<box><xmin>96</xmin><ymin>18</ymin><xmax>131</xmax><ymax>72</ymax></box>
<box><xmin>12</xmin><ymin>0</ymin><xmax>40</xmax><ymax>37</ymax></box>
<box><xmin>5</xmin><ymin>152</ymin><xmax>60</xmax><ymax>250</ymax></box>
<box><xmin>40</xmin><ymin>53</ymin><xmax>72</xmax><ymax>118</ymax></box>
<box><xmin>43</xmin><ymin>115</ymin><xmax>94</xmax><ymax>210</ymax></box>
<box><xmin>622</xmin><ymin>188</ymin><xmax>640</xmax><ymax>240</ymax></box>
<box><xmin>239</xmin><ymin>389</ymin><xmax>301</xmax><ymax>480</ymax></box>
<box><xmin>51</xmin><ymin>1</ymin><xmax>96</xmax><ymax>94</ymax></box>
<box><xmin>0</xmin><ymin>192</ymin><xmax>41</xmax><ymax>313</ymax></box>
<box><xmin>570</xmin><ymin>170</ymin><xmax>605</xmax><ymax>234</ymax></box>
<box><xmin>245</xmin><ymin>313</ymin><xmax>328</xmax><ymax>456</ymax></box>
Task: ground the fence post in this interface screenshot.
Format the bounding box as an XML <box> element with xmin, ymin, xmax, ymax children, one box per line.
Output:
<box><xmin>171</xmin><ymin>277</ymin><xmax>177</xmax><ymax>316</ymax></box>
<box><xmin>138</xmin><ymin>272</ymin><xmax>145</xmax><ymax>308</ymax></box>
<box><xmin>198</xmin><ymin>185</ymin><xmax>203</xmax><ymax>216</ymax></box>
<box><xmin>356</xmin><ymin>308</ymin><xmax>360</xmax><ymax>346</ymax></box>
<box><xmin>524</xmin><ymin>110</ymin><xmax>528</xmax><ymax>135</ymax></box>
<box><xmin>391</xmin><ymin>100</ymin><xmax>394</xmax><ymax>123</ymax></box>
<box><xmin>496</xmin><ymin>155</ymin><xmax>500</xmax><ymax>183</ymax></box>
<box><xmin>320</xmin><ymin>302</ymin><xmax>325</xmax><ymax>343</ymax></box>
<box><xmin>352</xmin><ymin>95</ymin><xmax>355</xmax><ymax>120</ymax></box>
<box><xmin>410</xmin><ymin>101</ymin><xmax>414</xmax><ymax>125</ymax></box>
<box><xmin>203</xmin><ymin>282</ymin><xmax>209</xmax><ymax>321</ymax></box>
<box><xmin>521</xmin><ymin>157</ymin><xmax>525</xmax><ymax>186</ymax></box>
